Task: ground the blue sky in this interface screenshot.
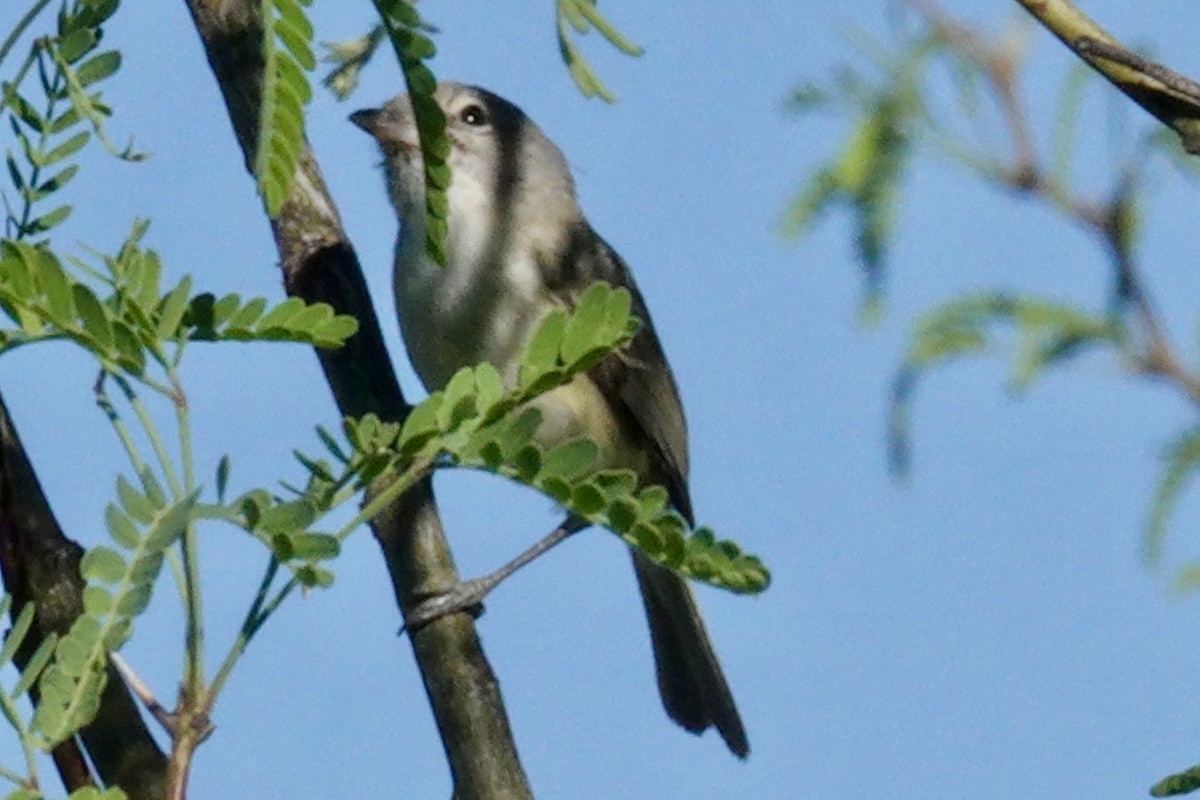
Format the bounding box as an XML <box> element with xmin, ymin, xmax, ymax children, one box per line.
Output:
<box><xmin>4</xmin><ymin>1</ymin><xmax>1200</xmax><ymax>798</ymax></box>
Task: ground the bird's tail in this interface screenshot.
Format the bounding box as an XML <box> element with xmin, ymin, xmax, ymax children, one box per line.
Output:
<box><xmin>631</xmin><ymin>551</ymin><xmax>749</xmax><ymax>758</ymax></box>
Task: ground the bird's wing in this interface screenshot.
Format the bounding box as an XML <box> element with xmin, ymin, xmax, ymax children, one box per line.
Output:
<box><xmin>542</xmin><ymin>222</ymin><xmax>693</xmax><ymax>524</ymax></box>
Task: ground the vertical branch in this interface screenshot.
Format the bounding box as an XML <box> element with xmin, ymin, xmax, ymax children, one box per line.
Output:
<box><xmin>0</xmin><ymin>388</ymin><xmax>168</xmax><ymax>800</ymax></box>
<box><xmin>179</xmin><ymin>2</ymin><xmax>533</xmax><ymax>797</ymax></box>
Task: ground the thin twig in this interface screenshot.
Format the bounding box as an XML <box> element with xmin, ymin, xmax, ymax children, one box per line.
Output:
<box><xmin>108</xmin><ymin>652</ymin><xmax>177</xmax><ymax>736</ymax></box>
<box><xmin>909</xmin><ymin>0</ymin><xmax>1200</xmax><ymax>409</ymax></box>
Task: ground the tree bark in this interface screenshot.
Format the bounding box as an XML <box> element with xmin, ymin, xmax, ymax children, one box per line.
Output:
<box><xmin>180</xmin><ymin>2</ymin><xmax>534</xmax><ymax>797</ymax></box>
<box><xmin>0</xmin><ymin>390</ymin><xmax>169</xmax><ymax>800</ymax></box>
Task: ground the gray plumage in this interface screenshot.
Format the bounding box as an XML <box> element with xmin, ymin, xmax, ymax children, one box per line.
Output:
<box><xmin>352</xmin><ymin>82</ymin><xmax>748</xmax><ymax>757</ymax></box>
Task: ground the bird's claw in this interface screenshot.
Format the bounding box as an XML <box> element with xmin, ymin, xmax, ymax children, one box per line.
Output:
<box><xmin>400</xmin><ymin>578</ymin><xmax>491</xmax><ymax>635</ymax></box>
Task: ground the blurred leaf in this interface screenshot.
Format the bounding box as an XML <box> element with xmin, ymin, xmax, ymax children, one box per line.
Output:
<box><xmin>321</xmin><ymin>25</ymin><xmax>384</xmax><ymax>100</ymax></box>
<box><xmin>75</xmin><ymin>51</ymin><xmax>120</xmax><ymax>87</ymax></box>
<box><xmin>891</xmin><ymin>293</ymin><xmax>1118</xmax><ymax>476</ymax></box>
<box><xmin>1145</xmin><ymin>425</ymin><xmax>1200</xmax><ymax>567</ymax></box>
<box><xmin>554</xmin><ymin>0</ymin><xmax>642</xmax><ymax>102</ymax></box>
<box><xmin>1152</xmin><ymin>763</ymin><xmax>1200</xmax><ymax>797</ymax></box>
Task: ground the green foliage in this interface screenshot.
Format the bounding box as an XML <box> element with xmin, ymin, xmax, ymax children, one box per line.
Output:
<box><xmin>793</xmin><ymin>19</ymin><xmax>1200</xmax><ymax>586</ymax></box>
<box><xmin>0</xmin><ymin>227</ymin><xmax>358</xmax><ymax>382</ymax></box>
<box><xmin>781</xmin><ymin>92</ymin><xmax>909</xmax><ymax>313</ymax></box>
<box><xmin>889</xmin><ymin>293</ymin><xmax>1120</xmax><ymax>475</ymax></box>
<box><xmin>0</xmin><ymin>596</ymin><xmax>57</xmax><ymax>785</ymax></box>
<box><xmin>0</xmin><ymin>215</ymin><xmax>357</xmax><ymax>750</ymax></box>
<box><xmin>780</xmin><ymin>32</ymin><xmax>937</xmax><ymax>312</ymax></box>
<box><xmin>2</xmin><ymin>0</ymin><xmax>137</xmax><ymax>241</ymax></box>
<box><xmin>219</xmin><ymin>481</ymin><xmax>343</xmax><ymax>589</ymax></box>
<box><xmin>1144</xmin><ymin>426</ymin><xmax>1200</xmax><ymax>573</ymax></box>
<box><xmin>312</xmin><ymin>283</ymin><xmax>770</xmax><ymax>595</ymax></box>
<box><xmin>33</xmin><ymin>482</ymin><xmax>198</xmax><ymax>745</ymax></box>
<box><xmin>65</xmin><ymin>788</ymin><xmax>127</xmax><ymax>800</ymax></box>
<box><xmin>255</xmin><ymin>0</ymin><xmax>315</xmax><ymax>216</ymax></box>
<box><xmin>1152</xmin><ymin>763</ymin><xmax>1200</xmax><ymax>797</ymax></box>
<box><xmin>555</xmin><ymin>0</ymin><xmax>643</xmax><ymax>103</ymax></box>
<box><xmin>370</xmin><ymin>0</ymin><xmax>449</xmax><ymax>267</ymax></box>
<box><xmin>184</xmin><ymin>292</ymin><xmax>358</xmax><ymax>349</ymax></box>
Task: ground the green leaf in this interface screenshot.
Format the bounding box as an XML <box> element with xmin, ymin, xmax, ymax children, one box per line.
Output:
<box><xmin>156</xmin><ymin>275</ymin><xmax>193</xmax><ymax>339</ymax></box>
<box><xmin>8</xmin><ymin>90</ymin><xmax>45</xmax><ymax>134</ymax></box>
<box><xmin>57</xmin><ymin>29</ymin><xmax>98</xmax><ymax>63</ymax></box>
<box><xmin>127</xmin><ymin>552</ymin><xmax>163</xmax><ymax>583</ymax></box>
<box><xmin>72</xmin><ymin>284</ymin><xmax>114</xmax><ymax>350</ymax></box>
<box><xmin>138</xmin><ymin>469</ymin><xmax>167</xmax><ymax>508</ymax></box>
<box><xmin>398</xmin><ymin>395</ymin><xmax>442</xmax><ymax>454</ymax></box>
<box><xmin>82</xmin><ymin>585</ymin><xmax>113</xmax><ymax>616</ymax></box>
<box><xmin>225</xmin><ymin>296</ymin><xmax>268</xmax><ymax>330</ymax></box>
<box><xmin>607</xmin><ymin>496</ymin><xmax>639</xmax><ymax>533</ymax></box>
<box><xmin>255</xmin><ymin>0</ymin><xmax>315</xmax><ymax>215</ymax></box>
<box><xmin>115</xmin><ymin>584</ymin><xmax>152</xmax><ymax>617</ymax></box>
<box><xmin>14</xmin><ymin>634</ymin><xmax>56</xmax><ymax>698</ymax></box>
<box><xmin>116</xmin><ymin>476</ymin><xmax>154</xmax><ymax>522</ymax></box>
<box><xmin>75</xmin><ymin>52</ymin><xmax>121</xmax><ymax>87</ymax></box>
<box><xmin>104</xmin><ymin>504</ymin><xmax>139</xmax><ymax>547</ymax></box>
<box><xmin>256</xmin><ymin>296</ymin><xmax>305</xmax><ymax>330</ymax></box>
<box><xmin>569</xmin><ymin>481</ymin><xmax>606</xmax><ymax>515</ymax></box>
<box><xmin>80</xmin><ymin>547</ymin><xmax>126</xmax><ymax>583</ymax></box>
<box><xmin>1145</xmin><ymin>426</ymin><xmax>1200</xmax><ymax>566</ymax></box>
<box><xmin>257</xmin><ymin>500</ymin><xmax>316</xmax><ymax>535</ymax></box>
<box><xmin>134</xmin><ymin>250</ymin><xmax>163</xmax><ymax>311</ymax></box>
<box><xmin>6</xmin><ymin>153</ymin><xmax>25</xmax><ymax>193</ymax></box>
<box><xmin>38</xmin><ymin>163</ymin><xmax>80</xmax><ymax>194</ymax></box>
<box><xmin>512</xmin><ymin>445</ymin><xmax>542</xmax><ymax>482</ymax></box>
<box><xmin>315</xmin><ymin>425</ymin><xmax>349</xmax><ymax>464</ymax></box>
<box><xmin>211</xmin><ymin>293</ymin><xmax>242</xmax><ymax>327</ymax></box>
<box><xmin>561</xmin><ymin>283</ymin><xmax>612</xmax><ymax>366</ymax></box>
<box><xmin>111</xmin><ymin>321</ymin><xmax>146</xmax><ymax>375</ymax></box>
<box><xmin>540</xmin><ymin>438</ymin><xmax>597</xmax><ymax>481</ymax></box>
<box><xmin>554</xmin><ymin>0</ymin><xmax>639</xmax><ymax>102</ymax></box>
<box><xmin>437</xmin><ymin>367</ymin><xmax>478</xmax><ymax>431</ymax></box>
<box><xmin>498</xmin><ymin>408</ymin><xmax>542</xmax><ymax>456</ymax></box>
<box><xmin>33</xmin><ymin>250</ymin><xmax>75</xmax><ymax>323</ymax></box>
<box><xmin>637</xmin><ymin>483</ymin><xmax>669</xmax><ymax>515</ymax></box>
<box><xmin>294</xmin><ymin>564</ymin><xmax>334</xmax><ymax>588</ymax></box>
<box><xmin>310</xmin><ymin>314</ymin><xmax>358</xmax><ymax>347</ymax></box>
<box><xmin>521</xmin><ymin>309</ymin><xmax>566</xmax><ymax>384</ymax></box>
<box><xmin>0</xmin><ymin>603</ymin><xmax>35</xmax><ymax>667</ymax></box>
<box><xmin>569</xmin><ymin>0</ymin><xmax>644</xmax><ymax>56</ymax></box>
<box><xmin>26</xmin><ymin>204</ymin><xmax>72</xmax><ymax>234</ymax></box>
<box><xmin>291</xmin><ymin>533</ymin><xmax>340</xmax><ymax>560</ymax></box>
<box><xmin>38</xmin><ymin>131</ymin><xmax>90</xmax><ymax>166</ymax></box>
<box><xmin>216</xmin><ymin>455</ymin><xmax>231</xmax><ymax>502</ymax></box>
<box><xmin>1152</xmin><ymin>763</ymin><xmax>1200</xmax><ymax>797</ymax></box>
<box><xmin>141</xmin><ymin>494</ymin><xmax>197</xmax><ymax>551</ymax></box>
<box><xmin>539</xmin><ymin>475</ymin><xmax>572</xmax><ymax>504</ymax></box>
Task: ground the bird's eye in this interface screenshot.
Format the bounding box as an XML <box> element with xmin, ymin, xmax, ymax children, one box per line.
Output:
<box><xmin>460</xmin><ymin>104</ymin><xmax>488</xmax><ymax>126</ymax></box>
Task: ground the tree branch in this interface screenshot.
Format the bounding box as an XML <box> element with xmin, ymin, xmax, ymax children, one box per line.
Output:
<box><xmin>909</xmin><ymin>1</ymin><xmax>1200</xmax><ymax>408</ymax></box>
<box><xmin>179</xmin><ymin>2</ymin><xmax>533</xmax><ymax>797</ymax></box>
<box><xmin>0</xmin><ymin>389</ymin><xmax>169</xmax><ymax>800</ymax></box>
<box><xmin>1013</xmin><ymin>0</ymin><xmax>1200</xmax><ymax>154</ymax></box>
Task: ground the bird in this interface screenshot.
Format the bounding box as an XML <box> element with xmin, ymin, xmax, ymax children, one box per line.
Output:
<box><xmin>351</xmin><ymin>82</ymin><xmax>748</xmax><ymax>758</ymax></box>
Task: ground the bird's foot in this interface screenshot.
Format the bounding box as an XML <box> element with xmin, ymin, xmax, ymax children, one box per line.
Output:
<box><xmin>400</xmin><ymin>576</ymin><xmax>496</xmax><ymax>635</ymax></box>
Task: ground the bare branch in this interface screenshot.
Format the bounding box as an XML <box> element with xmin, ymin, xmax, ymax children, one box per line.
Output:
<box><xmin>1013</xmin><ymin>0</ymin><xmax>1200</xmax><ymax>153</ymax></box>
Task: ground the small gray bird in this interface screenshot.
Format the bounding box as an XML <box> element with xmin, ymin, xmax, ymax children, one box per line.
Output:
<box><xmin>351</xmin><ymin>82</ymin><xmax>748</xmax><ymax>757</ymax></box>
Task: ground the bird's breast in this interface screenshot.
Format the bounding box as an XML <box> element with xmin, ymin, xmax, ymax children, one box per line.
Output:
<box><xmin>393</xmin><ymin>240</ymin><xmax>550</xmax><ymax>392</ymax></box>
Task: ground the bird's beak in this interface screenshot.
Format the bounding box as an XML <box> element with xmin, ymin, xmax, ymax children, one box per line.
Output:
<box><xmin>350</xmin><ymin>106</ymin><xmax>418</xmax><ymax>153</ymax></box>
<box><xmin>349</xmin><ymin>108</ymin><xmax>383</xmax><ymax>137</ymax></box>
